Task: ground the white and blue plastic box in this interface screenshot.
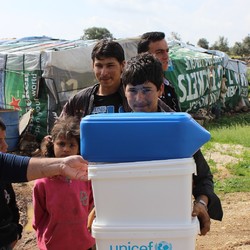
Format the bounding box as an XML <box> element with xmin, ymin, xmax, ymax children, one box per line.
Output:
<box><xmin>80</xmin><ymin>112</ymin><xmax>210</xmax><ymax>163</ymax></box>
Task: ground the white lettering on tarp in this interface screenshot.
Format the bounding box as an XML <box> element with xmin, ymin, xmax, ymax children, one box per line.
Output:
<box><xmin>227</xmin><ymin>70</ymin><xmax>248</xmax><ymax>87</ymax></box>
<box><xmin>178</xmin><ymin>74</ymin><xmax>187</xmax><ymax>103</ymax></box>
<box><xmin>227</xmin><ymin>71</ymin><xmax>235</xmax><ymax>86</ymax></box>
<box><xmin>184</xmin><ymin>57</ymin><xmax>223</xmax><ymax>71</ymax></box>
<box><xmin>23</xmin><ymin>74</ymin><xmax>30</xmax><ymax>103</ymax></box>
<box><xmin>60</xmin><ymin>79</ymin><xmax>79</xmax><ymax>100</ymax></box>
<box><xmin>31</xmin><ymin>74</ymin><xmax>37</xmax><ymax>97</ymax></box>
<box><xmin>195</xmin><ymin>70</ymin><xmax>207</xmax><ymax>95</ymax></box>
<box><xmin>177</xmin><ymin>65</ymin><xmax>222</xmax><ymax>105</ymax></box>
<box><xmin>227</xmin><ymin>86</ymin><xmax>238</xmax><ymax>97</ymax></box>
<box><xmin>27</xmin><ymin>107</ymin><xmax>43</xmax><ymax>137</ymax></box>
<box><xmin>23</xmin><ymin>73</ymin><xmax>38</xmax><ymax>112</ymax></box>
<box><xmin>33</xmin><ymin>99</ymin><xmax>43</xmax><ymax>136</ymax></box>
<box><xmin>186</xmin><ymin>73</ymin><xmax>198</xmax><ymax>101</ymax></box>
<box><xmin>185</xmin><ymin>91</ymin><xmax>220</xmax><ymax>112</ymax></box>
<box><xmin>240</xmin><ymin>73</ymin><xmax>248</xmax><ymax>86</ymax></box>
<box><xmin>224</xmin><ymin>69</ymin><xmax>248</xmax><ymax>97</ymax></box>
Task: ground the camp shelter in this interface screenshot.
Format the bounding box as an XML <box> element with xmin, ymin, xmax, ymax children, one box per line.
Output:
<box><xmin>165</xmin><ymin>40</ymin><xmax>248</xmax><ymax>113</ymax></box>
<box><xmin>0</xmin><ymin>36</ymin><xmax>248</xmax><ymax>143</ymax></box>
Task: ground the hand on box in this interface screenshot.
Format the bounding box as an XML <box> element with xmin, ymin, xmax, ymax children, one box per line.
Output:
<box><xmin>88</xmin><ymin>207</ymin><xmax>96</xmax><ymax>233</ymax></box>
<box><xmin>192</xmin><ymin>198</ymin><xmax>211</xmax><ymax>236</ymax></box>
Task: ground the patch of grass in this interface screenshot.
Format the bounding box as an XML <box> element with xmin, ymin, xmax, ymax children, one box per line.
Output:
<box><xmin>203</xmin><ymin>112</ymin><xmax>250</xmax><ymax>193</ymax></box>
<box><xmin>215</xmin><ymin>177</ymin><xmax>250</xmax><ymax>193</ymax></box>
<box><xmin>204</xmin><ymin>112</ymin><xmax>250</xmax><ymax>147</ymax></box>
<box><xmin>209</xmin><ymin>125</ymin><xmax>250</xmax><ymax>147</ymax></box>
<box><xmin>210</xmin><ymin>165</ymin><xmax>219</xmax><ymax>175</ymax></box>
<box><xmin>227</xmin><ymin>151</ymin><xmax>250</xmax><ymax>176</ymax></box>
<box><xmin>205</xmin><ymin>112</ymin><xmax>250</xmax><ymax>129</ymax></box>
<box><xmin>207</xmin><ymin>158</ymin><xmax>216</xmax><ymax>168</ymax></box>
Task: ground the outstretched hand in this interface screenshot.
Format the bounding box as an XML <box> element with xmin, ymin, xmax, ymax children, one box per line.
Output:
<box><xmin>60</xmin><ymin>155</ymin><xmax>89</xmax><ymax>181</ymax></box>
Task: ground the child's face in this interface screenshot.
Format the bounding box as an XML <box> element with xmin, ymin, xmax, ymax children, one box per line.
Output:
<box><xmin>125</xmin><ymin>81</ymin><xmax>164</xmax><ymax>112</ymax></box>
<box><xmin>0</xmin><ymin>128</ymin><xmax>8</xmax><ymax>153</ymax></box>
<box><xmin>53</xmin><ymin>135</ymin><xmax>79</xmax><ymax>158</ymax></box>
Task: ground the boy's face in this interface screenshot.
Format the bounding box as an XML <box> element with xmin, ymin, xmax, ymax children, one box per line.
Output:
<box><xmin>93</xmin><ymin>57</ymin><xmax>125</xmax><ymax>95</ymax></box>
<box><xmin>125</xmin><ymin>81</ymin><xmax>164</xmax><ymax>112</ymax></box>
<box><xmin>0</xmin><ymin>128</ymin><xmax>8</xmax><ymax>153</ymax></box>
<box><xmin>53</xmin><ymin>136</ymin><xmax>79</xmax><ymax>158</ymax></box>
<box><xmin>148</xmin><ymin>39</ymin><xmax>169</xmax><ymax>71</ymax></box>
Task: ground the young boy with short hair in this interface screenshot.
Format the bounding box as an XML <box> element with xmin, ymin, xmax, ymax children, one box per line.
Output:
<box><xmin>122</xmin><ymin>52</ymin><xmax>223</xmax><ymax>236</ymax></box>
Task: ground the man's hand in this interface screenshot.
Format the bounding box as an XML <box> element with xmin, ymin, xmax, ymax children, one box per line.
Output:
<box><xmin>60</xmin><ymin>155</ymin><xmax>88</xmax><ymax>181</ymax></box>
<box><xmin>192</xmin><ymin>201</ymin><xmax>211</xmax><ymax>235</ymax></box>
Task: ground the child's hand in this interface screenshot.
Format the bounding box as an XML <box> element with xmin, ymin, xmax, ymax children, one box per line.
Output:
<box><xmin>88</xmin><ymin>207</ymin><xmax>96</xmax><ymax>232</ymax></box>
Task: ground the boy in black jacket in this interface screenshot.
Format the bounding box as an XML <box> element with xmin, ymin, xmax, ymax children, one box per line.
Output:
<box><xmin>0</xmin><ymin>118</ymin><xmax>23</xmax><ymax>249</ymax></box>
<box><xmin>122</xmin><ymin>53</ymin><xmax>223</xmax><ymax>236</ymax></box>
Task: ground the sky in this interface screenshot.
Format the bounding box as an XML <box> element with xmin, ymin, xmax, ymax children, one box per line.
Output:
<box><xmin>0</xmin><ymin>0</ymin><xmax>249</xmax><ymax>47</ymax></box>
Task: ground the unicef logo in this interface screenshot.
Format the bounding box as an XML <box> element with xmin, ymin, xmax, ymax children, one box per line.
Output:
<box><xmin>155</xmin><ymin>241</ymin><xmax>172</xmax><ymax>250</ymax></box>
<box><xmin>109</xmin><ymin>241</ymin><xmax>172</xmax><ymax>249</ymax></box>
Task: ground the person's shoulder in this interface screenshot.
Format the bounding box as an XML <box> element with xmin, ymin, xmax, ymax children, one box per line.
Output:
<box><xmin>164</xmin><ymin>78</ymin><xmax>175</xmax><ymax>88</ymax></box>
<box><xmin>69</xmin><ymin>84</ymin><xmax>98</xmax><ymax>101</ymax></box>
<box><xmin>158</xmin><ymin>99</ymin><xmax>175</xmax><ymax>112</ymax></box>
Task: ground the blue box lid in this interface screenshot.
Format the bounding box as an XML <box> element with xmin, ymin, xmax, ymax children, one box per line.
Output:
<box><xmin>80</xmin><ymin>112</ymin><xmax>210</xmax><ymax>162</ymax></box>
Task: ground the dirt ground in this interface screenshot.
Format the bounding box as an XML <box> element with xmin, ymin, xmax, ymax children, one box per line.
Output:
<box><xmin>13</xmin><ymin>143</ymin><xmax>250</xmax><ymax>250</ymax></box>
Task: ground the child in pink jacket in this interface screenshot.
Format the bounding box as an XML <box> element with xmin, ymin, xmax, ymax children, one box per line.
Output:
<box><xmin>33</xmin><ymin>116</ymin><xmax>95</xmax><ymax>250</ymax></box>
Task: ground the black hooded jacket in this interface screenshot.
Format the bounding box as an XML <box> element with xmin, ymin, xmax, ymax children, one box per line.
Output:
<box><xmin>158</xmin><ymin>100</ymin><xmax>223</xmax><ymax>221</ymax></box>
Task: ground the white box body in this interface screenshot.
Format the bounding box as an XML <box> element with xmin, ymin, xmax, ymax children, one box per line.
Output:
<box><xmin>92</xmin><ymin>218</ymin><xmax>200</xmax><ymax>250</ymax></box>
<box><xmin>89</xmin><ymin>158</ymin><xmax>196</xmax><ymax>226</ymax></box>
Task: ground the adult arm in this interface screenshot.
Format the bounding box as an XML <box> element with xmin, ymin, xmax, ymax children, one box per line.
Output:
<box><xmin>0</xmin><ymin>153</ymin><xmax>88</xmax><ymax>183</ymax></box>
<box><xmin>0</xmin><ymin>153</ymin><xmax>29</xmax><ymax>182</ymax></box>
<box><xmin>27</xmin><ymin>155</ymin><xmax>88</xmax><ymax>181</ymax></box>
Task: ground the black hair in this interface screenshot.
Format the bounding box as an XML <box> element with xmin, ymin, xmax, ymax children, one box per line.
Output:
<box><xmin>91</xmin><ymin>39</ymin><xmax>125</xmax><ymax>63</ymax></box>
<box><xmin>137</xmin><ymin>32</ymin><xmax>165</xmax><ymax>54</ymax></box>
<box><xmin>122</xmin><ymin>52</ymin><xmax>163</xmax><ymax>90</ymax></box>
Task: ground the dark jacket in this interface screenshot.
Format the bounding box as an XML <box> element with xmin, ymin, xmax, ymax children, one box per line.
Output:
<box><xmin>61</xmin><ymin>84</ymin><xmax>223</xmax><ymax>221</ymax></box>
<box><xmin>158</xmin><ymin>100</ymin><xmax>223</xmax><ymax>221</ymax></box>
<box><xmin>0</xmin><ymin>153</ymin><xmax>29</xmax><ymax>248</ymax></box>
<box><xmin>0</xmin><ymin>183</ymin><xmax>23</xmax><ymax>247</ymax></box>
<box><xmin>60</xmin><ymin>83</ymin><xmax>131</xmax><ymax>120</ymax></box>
<box><xmin>160</xmin><ymin>78</ymin><xmax>181</xmax><ymax>112</ymax></box>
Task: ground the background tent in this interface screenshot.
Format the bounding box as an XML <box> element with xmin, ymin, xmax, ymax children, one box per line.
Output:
<box><xmin>0</xmin><ymin>36</ymin><xmax>248</xmax><ymax>143</ymax></box>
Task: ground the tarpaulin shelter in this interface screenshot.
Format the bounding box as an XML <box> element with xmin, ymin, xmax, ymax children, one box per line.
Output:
<box><xmin>0</xmin><ymin>36</ymin><xmax>248</xmax><ymax>142</ymax></box>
